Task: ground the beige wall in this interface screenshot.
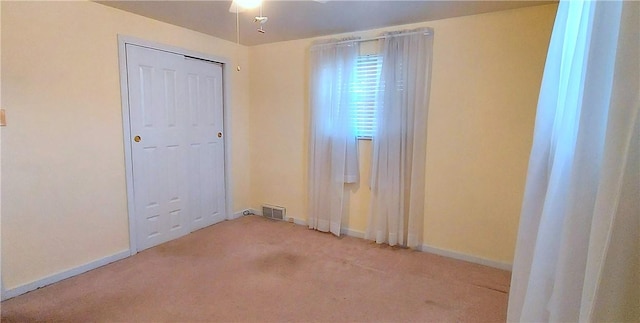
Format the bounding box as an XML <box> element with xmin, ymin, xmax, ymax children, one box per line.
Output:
<box><xmin>1</xmin><ymin>1</ymin><xmax>251</xmax><ymax>290</ymax></box>
<box><xmin>249</xmin><ymin>4</ymin><xmax>557</xmax><ymax>264</ymax></box>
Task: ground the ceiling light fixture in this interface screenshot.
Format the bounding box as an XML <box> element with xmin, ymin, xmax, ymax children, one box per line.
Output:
<box><xmin>255</xmin><ymin>3</ymin><xmax>268</xmax><ymax>34</ymax></box>
<box><xmin>229</xmin><ymin>0</ymin><xmax>262</xmax><ymax>13</ymax></box>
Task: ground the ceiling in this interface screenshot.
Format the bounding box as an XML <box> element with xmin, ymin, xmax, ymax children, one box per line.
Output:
<box><xmin>97</xmin><ymin>0</ymin><xmax>555</xmax><ymax>46</ymax></box>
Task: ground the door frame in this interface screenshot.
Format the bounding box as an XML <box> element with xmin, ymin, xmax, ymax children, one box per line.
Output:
<box><xmin>117</xmin><ymin>35</ymin><xmax>234</xmax><ymax>255</ymax></box>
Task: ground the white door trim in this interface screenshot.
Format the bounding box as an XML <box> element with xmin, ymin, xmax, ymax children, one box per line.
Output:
<box><xmin>117</xmin><ymin>35</ymin><xmax>234</xmax><ymax>255</ymax></box>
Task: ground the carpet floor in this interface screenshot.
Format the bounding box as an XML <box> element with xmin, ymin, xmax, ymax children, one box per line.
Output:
<box><xmin>1</xmin><ymin>215</ymin><xmax>511</xmax><ymax>322</ymax></box>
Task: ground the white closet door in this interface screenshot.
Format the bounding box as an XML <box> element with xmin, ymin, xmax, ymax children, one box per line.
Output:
<box><xmin>125</xmin><ymin>44</ymin><xmax>226</xmax><ymax>251</ymax></box>
<box><xmin>184</xmin><ymin>58</ymin><xmax>226</xmax><ymax>231</ymax></box>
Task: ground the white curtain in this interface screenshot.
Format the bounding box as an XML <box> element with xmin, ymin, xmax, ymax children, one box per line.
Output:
<box><xmin>508</xmin><ymin>1</ymin><xmax>639</xmax><ymax>322</ymax></box>
<box><xmin>365</xmin><ymin>28</ymin><xmax>433</xmax><ymax>248</ymax></box>
<box><xmin>308</xmin><ymin>39</ymin><xmax>360</xmax><ymax>236</ymax></box>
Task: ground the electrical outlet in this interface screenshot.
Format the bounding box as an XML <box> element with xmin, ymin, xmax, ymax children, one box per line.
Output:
<box><xmin>288</xmin><ymin>217</ymin><xmax>294</xmax><ymax>223</ymax></box>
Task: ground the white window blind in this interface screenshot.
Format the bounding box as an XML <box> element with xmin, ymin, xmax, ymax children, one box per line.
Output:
<box><xmin>352</xmin><ymin>55</ymin><xmax>382</xmax><ymax>139</ymax></box>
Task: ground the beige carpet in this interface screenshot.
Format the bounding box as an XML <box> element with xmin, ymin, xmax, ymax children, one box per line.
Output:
<box><xmin>1</xmin><ymin>215</ymin><xmax>510</xmax><ymax>322</ymax></box>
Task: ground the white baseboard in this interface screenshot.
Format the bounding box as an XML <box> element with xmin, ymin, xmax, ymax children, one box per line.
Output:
<box><xmin>235</xmin><ymin>208</ymin><xmax>261</xmax><ymax>216</ymax></box>
<box><xmin>340</xmin><ymin>227</ymin><xmax>365</xmax><ymax>239</ymax></box>
<box><xmin>229</xmin><ymin>210</ymin><xmax>243</xmax><ymax>220</ymax></box>
<box><xmin>1</xmin><ymin>250</ymin><xmax>130</xmax><ymax>301</ymax></box>
<box><xmin>336</xmin><ymin>225</ymin><xmax>510</xmax><ymax>271</ymax></box>
<box><xmin>230</xmin><ymin>208</ymin><xmax>255</xmax><ymax>220</ymax></box>
<box><xmin>288</xmin><ymin>217</ymin><xmax>307</xmax><ymax>226</ymax></box>
<box><xmin>420</xmin><ymin>244</ymin><xmax>512</xmax><ymax>271</ymax></box>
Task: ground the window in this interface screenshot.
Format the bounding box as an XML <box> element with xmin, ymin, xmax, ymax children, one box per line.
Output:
<box><xmin>352</xmin><ymin>54</ymin><xmax>382</xmax><ymax>139</ymax></box>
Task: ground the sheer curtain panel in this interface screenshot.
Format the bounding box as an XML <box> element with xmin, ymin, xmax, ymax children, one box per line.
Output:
<box><xmin>507</xmin><ymin>1</ymin><xmax>639</xmax><ymax>321</ymax></box>
<box><xmin>308</xmin><ymin>39</ymin><xmax>360</xmax><ymax>236</ymax></box>
<box><xmin>366</xmin><ymin>28</ymin><xmax>433</xmax><ymax>248</ymax></box>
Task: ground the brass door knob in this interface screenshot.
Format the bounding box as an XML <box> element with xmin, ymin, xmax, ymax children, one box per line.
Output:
<box><xmin>134</xmin><ymin>135</ymin><xmax>141</xmax><ymax>142</ymax></box>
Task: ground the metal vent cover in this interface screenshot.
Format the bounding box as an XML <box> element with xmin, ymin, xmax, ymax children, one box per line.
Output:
<box><xmin>262</xmin><ymin>204</ymin><xmax>286</xmax><ymax>220</ymax></box>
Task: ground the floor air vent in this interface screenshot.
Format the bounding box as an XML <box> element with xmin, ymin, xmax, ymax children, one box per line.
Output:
<box><xmin>262</xmin><ymin>204</ymin><xmax>286</xmax><ymax>221</ymax></box>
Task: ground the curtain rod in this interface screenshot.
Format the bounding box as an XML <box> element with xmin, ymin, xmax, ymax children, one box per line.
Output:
<box><xmin>310</xmin><ymin>29</ymin><xmax>432</xmax><ymax>49</ymax></box>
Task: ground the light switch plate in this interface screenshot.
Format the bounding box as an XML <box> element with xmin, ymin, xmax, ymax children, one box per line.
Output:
<box><xmin>0</xmin><ymin>109</ymin><xmax>6</xmax><ymax>126</ymax></box>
